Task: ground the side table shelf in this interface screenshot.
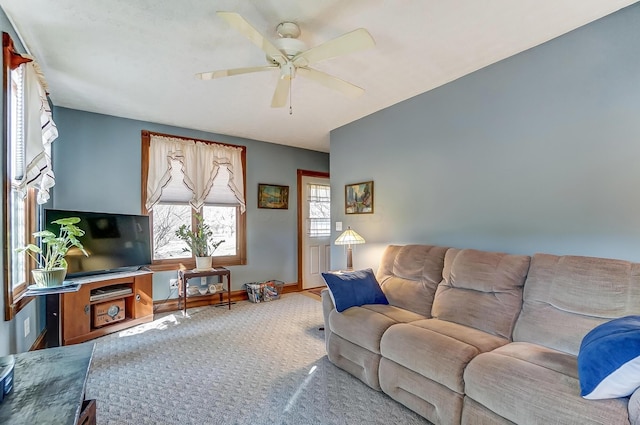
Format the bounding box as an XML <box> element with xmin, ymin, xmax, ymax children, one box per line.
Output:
<box><xmin>178</xmin><ymin>267</ymin><xmax>231</xmax><ymax>316</ymax></box>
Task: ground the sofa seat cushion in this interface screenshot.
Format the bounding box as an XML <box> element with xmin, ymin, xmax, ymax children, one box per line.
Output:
<box><xmin>380</xmin><ymin>319</ymin><xmax>508</xmax><ymax>393</ymax></box>
<box><xmin>329</xmin><ymin>305</ymin><xmax>426</xmax><ymax>353</ymax></box>
<box><xmin>464</xmin><ymin>342</ymin><xmax>629</xmax><ymax>425</ymax></box>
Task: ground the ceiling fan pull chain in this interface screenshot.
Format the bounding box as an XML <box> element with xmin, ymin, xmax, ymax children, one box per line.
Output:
<box><xmin>289</xmin><ymin>68</ymin><xmax>293</xmax><ymax>115</ymax></box>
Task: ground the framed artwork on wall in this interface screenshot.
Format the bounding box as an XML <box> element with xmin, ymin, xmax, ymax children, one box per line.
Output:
<box><xmin>345</xmin><ymin>181</ymin><xmax>374</xmax><ymax>214</ymax></box>
<box><xmin>258</xmin><ymin>184</ymin><xmax>289</xmax><ymax>209</ymax></box>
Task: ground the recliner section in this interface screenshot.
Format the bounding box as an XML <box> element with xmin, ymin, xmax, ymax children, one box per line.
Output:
<box><xmin>321</xmin><ymin>245</ymin><xmax>640</xmax><ymax>425</ymax></box>
<box><xmin>322</xmin><ymin>244</ymin><xmax>448</xmax><ymax>391</ymax></box>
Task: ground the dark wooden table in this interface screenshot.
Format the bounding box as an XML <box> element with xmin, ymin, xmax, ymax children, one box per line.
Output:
<box><xmin>0</xmin><ymin>343</ymin><xmax>96</xmax><ymax>425</ymax></box>
<box><xmin>178</xmin><ymin>267</ymin><xmax>231</xmax><ymax>315</ymax></box>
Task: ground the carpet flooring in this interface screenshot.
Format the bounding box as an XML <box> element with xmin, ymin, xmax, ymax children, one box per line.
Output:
<box><xmin>85</xmin><ymin>293</ymin><xmax>431</xmax><ymax>425</ymax></box>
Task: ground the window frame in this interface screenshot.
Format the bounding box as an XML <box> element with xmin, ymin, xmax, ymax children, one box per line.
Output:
<box><xmin>3</xmin><ymin>32</ymin><xmax>37</xmax><ymax>320</ymax></box>
<box><xmin>141</xmin><ymin>130</ymin><xmax>247</xmax><ymax>271</ymax></box>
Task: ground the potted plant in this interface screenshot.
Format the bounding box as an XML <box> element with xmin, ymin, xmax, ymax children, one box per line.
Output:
<box><xmin>175</xmin><ymin>214</ymin><xmax>225</xmax><ymax>270</ymax></box>
<box><xmin>16</xmin><ymin>217</ymin><xmax>88</xmax><ymax>287</ymax></box>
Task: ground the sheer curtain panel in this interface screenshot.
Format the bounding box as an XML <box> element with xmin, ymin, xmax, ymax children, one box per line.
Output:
<box><xmin>17</xmin><ymin>57</ymin><xmax>58</xmax><ymax>204</ymax></box>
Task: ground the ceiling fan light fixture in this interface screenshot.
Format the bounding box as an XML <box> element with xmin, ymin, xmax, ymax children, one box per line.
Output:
<box><xmin>274</xmin><ymin>37</ymin><xmax>307</xmax><ymax>58</ymax></box>
<box><xmin>276</xmin><ymin>22</ymin><xmax>301</xmax><ymax>39</ymax></box>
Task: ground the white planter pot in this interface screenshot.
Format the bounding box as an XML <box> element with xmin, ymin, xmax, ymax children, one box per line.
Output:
<box><xmin>32</xmin><ymin>267</ymin><xmax>67</xmax><ymax>287</ymax></box>
<box><xmin>195</xmin><ymin>256</ymin><xmax>213</xmax><ymax>271</ymax></box>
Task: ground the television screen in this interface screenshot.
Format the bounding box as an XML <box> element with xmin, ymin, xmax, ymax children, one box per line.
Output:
<box><xmin>44</xmin><ymin>209</ymin><xmax>152</xmax><ymax>279</ymax></box>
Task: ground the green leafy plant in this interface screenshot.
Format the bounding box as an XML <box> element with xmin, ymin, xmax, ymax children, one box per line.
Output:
<box><xmin>16</xmin><ymin>217</ymin><xmax>88</xmax><ymax>270</ymax></box>
<box><xmin>175</xmin><ymin>214</ymin><xmax>225</xmax><ymax>257</ymax></box>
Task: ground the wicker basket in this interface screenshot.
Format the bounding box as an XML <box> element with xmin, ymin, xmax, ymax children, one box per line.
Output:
<box><xmin>245</xmin><ymin>280</ymin><xmax>284</xmax><ymax>303</ymax></box>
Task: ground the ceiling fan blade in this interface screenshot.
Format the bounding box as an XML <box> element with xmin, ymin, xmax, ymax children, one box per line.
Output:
<box><xmin>271</xmin><ymin>76</ymin><xmax>290</xmax><ymax>108</ymax></box>
<box><xmin>297</xmin><ymin>67</ymin><xmax>364</xmax><ymax>98</ymax></box>
<box><xmin>196</xmin><ymin>65</ymin><xmax>277</xmax><ymax>80</ymax></box>
<box><xmin>217</xmin><ymin>11</ymin><xmax>287</xmax><ymax>65</ymax></box>
<box><xmin>292</xmin><ymin>28</ymin><xmax>375</xmax><ymax>67</ymax></box>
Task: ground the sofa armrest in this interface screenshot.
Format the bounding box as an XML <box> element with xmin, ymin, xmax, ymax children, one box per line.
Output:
<box><xmin>321</xmin><ymin>289</ymin><xmax>334</xmax><ymax>324</ymax></box>
<box><xmin>321</xmin><ymin>289</ymin><xmax>334</xmax><ymax>347</ymax></box>
<box><xmin>630</xmin><ymin>388</ymin><xmax>640</xmax><ymax>425</ymax></box>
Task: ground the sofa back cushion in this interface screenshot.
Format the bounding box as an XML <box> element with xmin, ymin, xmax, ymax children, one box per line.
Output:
<box><xmin>513</xmin><ymin>253</ymin><xmax>640</xmax><ymax>355</ymax></box>
<box><xmin>432</xmin><ymin>248</ymin><xmax>530</xmax><ymax>340</ymax></box>
<box><xmin>376</xmin><ymin>244</ymin><xmax>448</xmax><ymax>317</ymax></box>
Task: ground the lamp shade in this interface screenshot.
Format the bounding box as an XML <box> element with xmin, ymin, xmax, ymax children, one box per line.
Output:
<box><xmin>335</xmin><ymin>227</ymin><xmax>364</xmax><ymax>271</ymax></box>
<box><xmin>335</xmin><ymin>227</ymin><xmax>365</xmax><ymax>246</ymax></box>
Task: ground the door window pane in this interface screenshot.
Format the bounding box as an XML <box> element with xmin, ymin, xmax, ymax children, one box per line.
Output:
<box><xmin>308</xmin><ymin>184</ymin><xmax>330</xmax><ymax>237</ymax></box>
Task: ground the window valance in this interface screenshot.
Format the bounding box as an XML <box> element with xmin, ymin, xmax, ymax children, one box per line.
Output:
<box><xmin>145</xmin><ymin>134</ymin><xmax>246</xmax><ymax>212</ymax></box>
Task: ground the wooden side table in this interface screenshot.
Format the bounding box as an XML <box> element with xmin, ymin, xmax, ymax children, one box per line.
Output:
<box><xmin>178</xmin><ymin>267</ymin><xmax>231</xmax><ymax>316</ymax></box>
<box><xmin>23</xmin><ymin>283</ymin><xmax>81</xmax><ymax>347</ymax></box>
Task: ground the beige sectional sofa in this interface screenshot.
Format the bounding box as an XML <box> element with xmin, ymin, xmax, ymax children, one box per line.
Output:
<box><xmin>321</xmin><ymin>244</ymin><xmax>640</xmax><ymax>425</ymax></box>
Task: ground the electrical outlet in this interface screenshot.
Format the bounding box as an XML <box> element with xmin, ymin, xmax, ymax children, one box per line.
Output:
<box><xmin>24</xmin><ymin>317</ymin><xmax>30</xmax><ymax>338</ymax></box>
<box><xmin>169</xmin><ymin>278</ymin><xmax>178</xmax><ymax>289</ymax></box>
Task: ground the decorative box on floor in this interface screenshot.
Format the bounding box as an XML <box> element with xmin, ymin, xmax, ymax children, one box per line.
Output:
<box><xmin>245</xmin><ymin>280</ymin><xmax>284</xmax><ymax>303</ymax></box>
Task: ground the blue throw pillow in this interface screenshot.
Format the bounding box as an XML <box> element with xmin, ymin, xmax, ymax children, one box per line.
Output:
<box><xmin>321</xmin><ymin>268</ymin><xmax>388</xmax><ymax>313</ymax></box>
<box><xmin>578</xmin><ymin>315</ymin><xmax>640</xmax><ymax>399</ymax></box>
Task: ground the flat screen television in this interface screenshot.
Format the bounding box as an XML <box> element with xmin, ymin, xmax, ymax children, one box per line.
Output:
<box><xmin>44</xmin><ymin>209</ymin><xmax>152</xmax><ymax>279</ymax></box>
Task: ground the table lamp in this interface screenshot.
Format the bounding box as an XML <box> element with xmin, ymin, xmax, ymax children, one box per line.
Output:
<box><xmin>335</xmin><ymin>226</ymin><xmax>365</xmax><ymax>270</ymax></box>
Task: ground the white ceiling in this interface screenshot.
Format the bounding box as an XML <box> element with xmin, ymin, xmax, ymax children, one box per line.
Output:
<box><xmin>1</xmin><ymin>0</ymin><xmax>637</xmax><ymax>152</ymax></box>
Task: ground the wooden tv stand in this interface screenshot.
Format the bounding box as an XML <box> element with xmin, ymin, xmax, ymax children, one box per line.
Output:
<box><xmin>50</xmin><ymin>270</ymin><xmax>154</xmax><ymax>346</ymax></box>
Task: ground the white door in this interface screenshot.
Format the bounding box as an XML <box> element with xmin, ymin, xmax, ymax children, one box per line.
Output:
<box><xmin>302</xmin><ymin>176</ymin><xmax>331</xmax><ymax>289</ymax></box>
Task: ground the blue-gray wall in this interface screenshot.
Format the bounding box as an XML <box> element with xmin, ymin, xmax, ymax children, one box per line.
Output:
<box><xmin>3</xmin><ymin>3</ymin><xmax>639</xmax><ymax>355</ymax></box>
<box><xmin>0</xmin><ymin>10</ymin><xmax>46</xmax><ymax>356</ymax></box>
<box><xmin>330</xmin><ymin>3</ymin><xmax>640</xmax><ymax>271</ymax></box>
<box><xmin>51</xmin><ymin>108</ymin><xmax>329</xmax><ymax>301</ymax></box>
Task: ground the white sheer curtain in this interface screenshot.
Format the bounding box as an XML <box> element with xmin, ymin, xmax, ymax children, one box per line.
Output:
<box><xmin>145</xmin><ymin>134</ymin><xmax>245</xmax><ymax>212</ymax></box>
<box><xmin>17</xmin><ymin>57</ymin><xmax>58</xmax><ymax>204</ymax></box>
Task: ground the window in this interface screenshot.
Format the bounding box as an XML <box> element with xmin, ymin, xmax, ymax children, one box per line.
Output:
<box><xmin>151</xmin><ymin>202</ymin><xmax>191</xmax><ymax>260</ymax></box>
<box><xmin>150</xmin><ymin>203</ymin><xmax>237</xmax><ymax>260</ymax></box>
<box><xmin>141</xmin><ymin>131</ymin><xmax>247</xmax><ymax>269</ymax></box>
<box><xmin>4</xmin><ymin>32</ymin><xmax>59</xmax><ymax>319</ymax></box>
<box><xmin>9</xmin><ymin>64</ymin><xmax>27</xmax><ymax>289</ymax></box>
<box><xmin>307</xmin><ymin>183</ymin><xmax>330</xmax><ymax>237</ymax></box>
<box><xmin>202</xmin><ymin>205</ymin><xmax>237</xmax><ymax>257</ymax></box>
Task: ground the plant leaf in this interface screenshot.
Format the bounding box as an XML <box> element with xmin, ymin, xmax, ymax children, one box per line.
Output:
<box><xmin>52</xmin><ymin>217</ymin><xmax>81</xmax><ymax>225</ymax></box>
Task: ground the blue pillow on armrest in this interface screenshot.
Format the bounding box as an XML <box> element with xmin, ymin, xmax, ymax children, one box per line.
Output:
<box><xmin>321</xmin><ymin>268</ymin><xmax>388</xmax><ymax>313</ymax></box>
<box><xmin>578</xmin><ymin>315</ymin><xmax>640</xmax><ymax>399</ymax></box>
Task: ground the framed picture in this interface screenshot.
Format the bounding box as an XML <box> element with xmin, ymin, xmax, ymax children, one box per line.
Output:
<box><xmin>345</xmin><ymin>181</ymin><xmax>374</xmax><ymax>214</ymax></box>
<box><xmin>258</xmin><ymin>184</ymin><xmax>289</xmax><ymax>209</ymax></box>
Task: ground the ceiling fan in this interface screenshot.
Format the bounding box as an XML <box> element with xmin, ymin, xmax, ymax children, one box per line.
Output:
<box><xmin>197</xmin><ymin>12</ymin><xmax>376</xmax><ymax>109</ymax></box>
